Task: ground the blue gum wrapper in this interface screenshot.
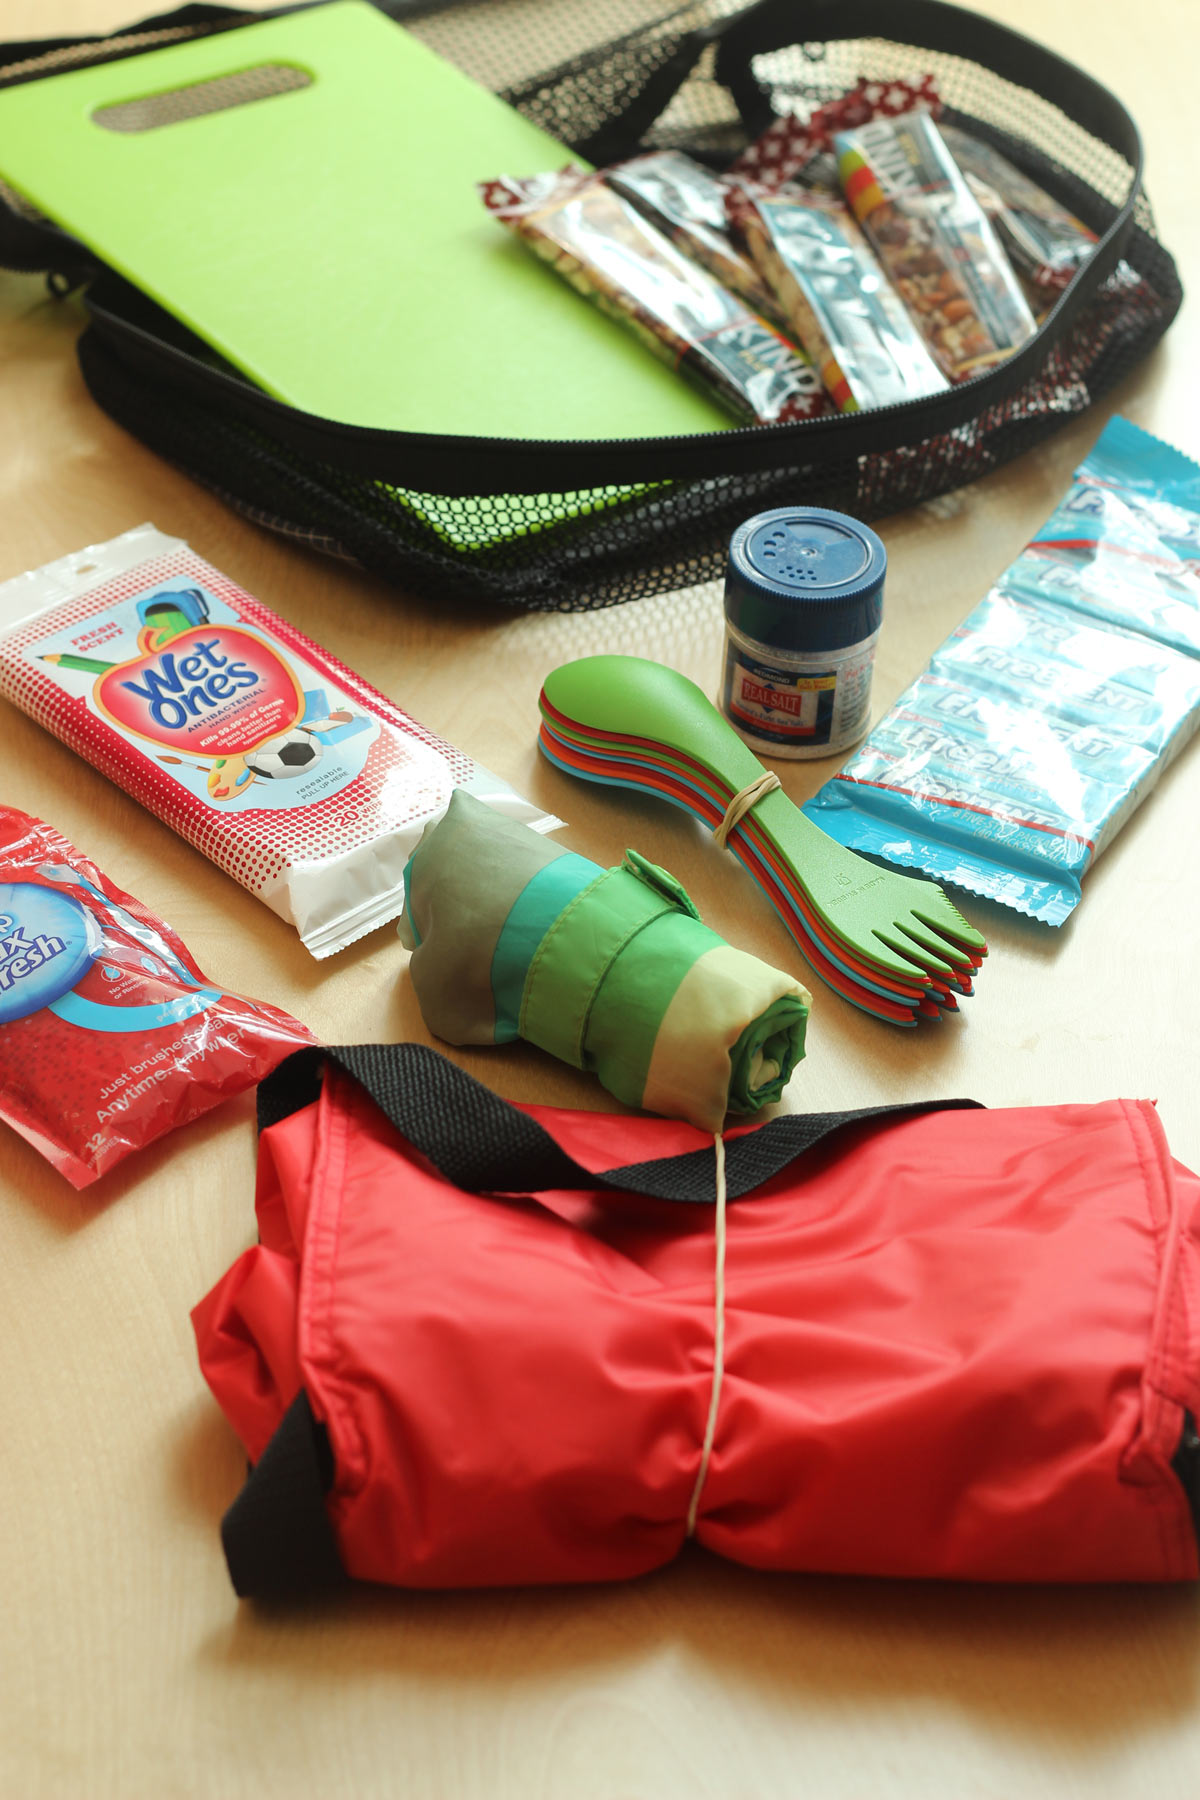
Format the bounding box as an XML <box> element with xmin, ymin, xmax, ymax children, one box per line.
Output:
<box><xmin>805</xmin><ymin>417</ymin><xmax>1200</xmax><ymax>923</ymax></box>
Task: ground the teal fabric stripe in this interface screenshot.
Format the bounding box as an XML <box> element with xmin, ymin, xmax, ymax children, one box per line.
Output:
<box><xmin>490</xmin><ymin>853</ymin><xmax>598</xmax><ymax>1042</ymax></box>
<box><xmin>400</xmin><ymin>846</ymin><xmax>422</xmax><ymax>946</ymax></box>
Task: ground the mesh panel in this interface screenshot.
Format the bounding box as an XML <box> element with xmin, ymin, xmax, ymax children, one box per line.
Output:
<box><xmin>410</xmin><ymin>0</ymin><xmax>738</xmax><ymax>95</ymax></box>
<box><xmin>0</xmin><ymin>173</ymin><xmax>41</xmax><ymax>220</ymax></box>
<box><xmin>0</xmin><ymin>20</ymin><xmax>233</xmax><ymax>85</ymax></box>
<box><xmin>747</xmin><ymin>39</ymin><xmax>1137</xmax><ymax>209</ymax></box>
<box><xmin>1</xmin><ymin>0</ymin><xmax>1182</xmax><ymax>612</ymax></box>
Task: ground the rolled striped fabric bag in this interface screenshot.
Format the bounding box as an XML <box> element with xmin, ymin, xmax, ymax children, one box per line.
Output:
<box><xmin>397</xmin><ymin>789</ymin><xmax>810</xmax><ymax>1133</ymax></box>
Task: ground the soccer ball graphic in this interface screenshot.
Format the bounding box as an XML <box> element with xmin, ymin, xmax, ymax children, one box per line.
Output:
<box><xmin>244</xmin><ymin>729</ymin><xmax>322</xmax><ymax>780</ymax></box>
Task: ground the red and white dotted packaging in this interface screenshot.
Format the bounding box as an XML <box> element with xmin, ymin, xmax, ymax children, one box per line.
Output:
<box><xmin>0</xmin><ymin>526</ymin><xmax>560</xmax><ymax>957</ymax></box>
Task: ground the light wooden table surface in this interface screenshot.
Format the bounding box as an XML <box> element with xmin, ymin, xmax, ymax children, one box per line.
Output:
<box><xmin>2</xmin><ymin>2</ymin><xmax>1199</xmax><ymax>1795</ymax></box>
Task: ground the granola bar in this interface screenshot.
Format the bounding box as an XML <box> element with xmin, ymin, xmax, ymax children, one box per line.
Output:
<box><xmin>835</xmin><ymin>110</ymin><xmax>1036</xmax><ymax>380</ymax></box>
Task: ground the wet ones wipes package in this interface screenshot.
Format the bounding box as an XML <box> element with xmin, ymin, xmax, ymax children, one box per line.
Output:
<box><xmin>0</xmin><ymin>526</ymin><xmax>558</xmax><ymax>957</ymax></box>
<box><xmin>805</xmin><ymin>418</ymin><xmax>1200</xmax><ymax>923</ymax></box>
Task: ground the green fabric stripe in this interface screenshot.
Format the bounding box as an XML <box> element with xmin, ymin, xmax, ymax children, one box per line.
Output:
<box><xmin>727</xmin><ymin>993</ymin><xmax>809</xmax><ymax>1111</ymax></box>
<box><xmin>490</xmin><ymin>852</ymin><xmax>598</xmax><ymax>1043</ymax></box>
<box><xmin>584</xmin><ymin>909</ymin><xmax>726</xmax><ymax>1109</ymax></box>
<box><xmin>520</xmin><ymin>864</ymin><xmax>693</xmax><ymax>1070</ymax></box>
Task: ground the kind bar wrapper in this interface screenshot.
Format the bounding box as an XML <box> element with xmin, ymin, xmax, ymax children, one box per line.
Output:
<box><xmin>727</xmin><ymin>182</ymin><xmax>947</xmax><ymax>411</ymax></box>
<box><xmin>939</xmin><ymin>123</ymin><xmax>1097</xmax><ymax>294</ymax></box>
<box><xmin>0</xmin><ymin>527</ymin><xmax>559</xmax><ymax>958</ymax></box>
<box><xmin>605</xmin><ymin>150</ymin><xmax>789</xmax><ymax>329</ymax></box>
<box><xmin>0</xmin><ymin>806</ymin><xmax>313</xmax><ymax>1186</ymax></box>
<box><xmin>479</xmin><ymin>168</ymin><xmax>828</xmax><ymax>425</ymax></box>
<box><xmin>835</xmin><ymin>110</ymin><xmax>1036</xmax><ymax>380</ymax></box>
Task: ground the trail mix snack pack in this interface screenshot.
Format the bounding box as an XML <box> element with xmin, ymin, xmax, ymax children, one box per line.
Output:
<box><xmin>726</xmin><ymin>182</ymin><xmax>947</xmax><ymax>411</ymax></box>
<box><xmin>479</xmin><ymin>167</ymin><xmax>829</xmax><ymax>425</ymax></box>
<box><xmin>0</xmin><ymin>807</ymin><xmax>313</xmax><ymax>1186</ymax></box>
<box><xmin>0</xmin><ymin>526</ymin><xmax>559</xmax><ymax>958</ymax></box>
<box><xmin>834</xmin><ymin>109</ymin><xmax>1037</xmax><ymax>379</ymax></box>
<box><xmin>733</xmin><ymin>81</ymin><xmax>1095</xmax><ymax>306</ymax></box>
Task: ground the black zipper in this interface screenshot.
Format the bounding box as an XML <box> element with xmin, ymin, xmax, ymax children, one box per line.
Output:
<box><xmin>78</xmin><ymin>214</ymin><xmax>1164</xmax><ymax>500</ymax></box>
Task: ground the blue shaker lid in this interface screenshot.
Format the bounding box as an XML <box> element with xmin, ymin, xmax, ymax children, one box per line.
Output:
<box><xmin>724</xmin><ymin>507</ymin><xmax>887</xmax><ymax>651</ymax></box>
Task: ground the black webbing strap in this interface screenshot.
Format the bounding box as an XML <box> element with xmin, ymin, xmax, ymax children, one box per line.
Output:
<box><xmin>226</xmin><ymin>1045</ymin><xmax>980</xmax><ymax>1599</ymax></box>
<box><xmin>256</xmin><ymin>1042</ymin><xmax>983</xmax><ymax>1204</ymax></box>
<box><xmin>222</xmin><ymin>1390</ymin><xmax>345</xmax><ymax>1599</ymax></box>
<box><xmin>1172</xmin><ymin>1413</ymin><xmax>1200</xmax><ymax>1552</ymax></box>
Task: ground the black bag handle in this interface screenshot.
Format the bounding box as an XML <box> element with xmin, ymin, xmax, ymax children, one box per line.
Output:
<box><xmin>704</xmin><ymin>0</ymin><xmax>1145</xmax><ymax>395</ymax></box>
<box><xmin>222</xmin><ymin>1389</ymin><xmax>345</xmax><ymax>1599</ymax></box>
<box><xmin>258</xmin><ymin>1041</ymin><xmax>981</xmax><ymax>1204</ymax></box>
<box><xmin>709</xmin><ymin>0</ymin><xmax>1143</xmax><ymax>164</ymax></box>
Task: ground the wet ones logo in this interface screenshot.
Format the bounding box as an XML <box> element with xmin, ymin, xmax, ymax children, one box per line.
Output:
<box><xmin>97</xmin><ymin>627</ymin><xmax>303</xmax><ymax>755</ymax></box>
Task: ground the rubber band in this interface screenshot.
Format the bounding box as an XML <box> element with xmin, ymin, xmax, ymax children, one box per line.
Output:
<box><xmin>685</xmin><ymin>1131</ymin><xmax>727</xmax><ymax>1538</ymax></box>
<box><xmin>712</xmin><ymin>771</ymin><xmax>781</xmax><ymax>851</ymax></box>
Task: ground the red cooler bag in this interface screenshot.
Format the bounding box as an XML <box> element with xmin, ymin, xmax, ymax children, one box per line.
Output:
<box><xmin>193</xmin><ymin>1046</ymin><xmax>1200</xmax><ymax>1596</ymax></box>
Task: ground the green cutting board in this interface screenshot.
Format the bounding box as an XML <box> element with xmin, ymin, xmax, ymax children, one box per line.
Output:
<box><xmin>0</xmin><ymin>0</ymin><xmax>727</xmax><ymax>442</ymax></box>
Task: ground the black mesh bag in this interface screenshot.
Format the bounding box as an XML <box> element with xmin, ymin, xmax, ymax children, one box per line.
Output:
<box><xmin>0</xmin><ymin>0</ymin><xmax>1182</xmax><ymax>611</ymax></box>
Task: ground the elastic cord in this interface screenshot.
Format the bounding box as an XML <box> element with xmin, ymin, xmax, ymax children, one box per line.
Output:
<box><xmin>684</xmin><ymin>1131</ymin><xmax>728</xmax><ymax>1537</ymax></box>
<box><xmin>712</xmin><ymin>771</ymin><xmax>781</xmax><ymax>850</ymax></box>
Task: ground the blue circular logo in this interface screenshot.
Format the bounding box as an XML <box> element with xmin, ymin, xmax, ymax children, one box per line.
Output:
<box><xmin>0</xmin><ymin>881</ymin><xmax>100</xmax><ymax>1025</ymax></box>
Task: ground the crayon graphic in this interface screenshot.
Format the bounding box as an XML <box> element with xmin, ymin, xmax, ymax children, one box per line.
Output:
<box><xmin>41</xmin><ymin>651</ymin><xmax>115</xmax><ymax>675</ymax></box>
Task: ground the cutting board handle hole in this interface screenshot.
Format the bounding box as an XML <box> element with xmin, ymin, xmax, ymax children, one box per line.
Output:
<box><xmin>92</xmin><ymin>64</ymin><xmax>312</xmax><ymax>134</ymax></box>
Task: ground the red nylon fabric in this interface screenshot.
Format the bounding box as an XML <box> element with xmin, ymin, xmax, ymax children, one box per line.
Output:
<box><xmin>192</xmin><ymin>1071</ymin><xmax>1200</xmax><ymax>1585</ymax></box>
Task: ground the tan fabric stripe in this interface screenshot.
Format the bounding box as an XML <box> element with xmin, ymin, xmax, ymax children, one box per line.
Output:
<box><xmin>641</xmin><ymin>944</ymin><xmax>804</xmax><ymax>1134</ymax></box>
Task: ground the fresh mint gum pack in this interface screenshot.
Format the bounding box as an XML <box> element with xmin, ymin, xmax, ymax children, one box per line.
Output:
<box><xmin>805</xmin><ymin>417</ymin><xmax>1200</xmax><ymax>923</ymax></box>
